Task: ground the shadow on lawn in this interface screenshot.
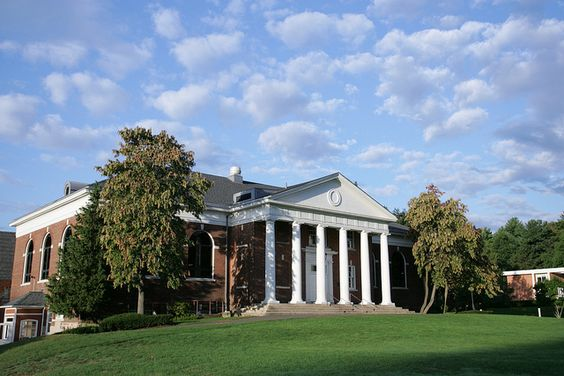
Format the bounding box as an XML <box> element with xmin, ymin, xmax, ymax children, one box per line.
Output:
<box><xmin>271</xmin><ymin>337</ymin><xmax>564</xmax><ymax>376</ymax></box>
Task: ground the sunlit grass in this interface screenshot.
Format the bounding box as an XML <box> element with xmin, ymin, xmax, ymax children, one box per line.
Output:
<box><xmin>1</xmin><ymin>314</ymin><xmax>563</xmax><ymax>375</ymax></box>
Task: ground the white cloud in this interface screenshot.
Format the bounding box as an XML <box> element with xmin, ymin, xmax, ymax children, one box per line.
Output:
<box><xmin>0</xmin><ymin>94</ymin><xmax>40</xmax><ymax>139</ymax></box>
<box><xmin>335</xmin><ymin>53</ymin><xmax>379</xmax><ymax>74</ymax></box>
<box><xmin>97</xmin><ymin>40</ymin><xmax>153</xmax><ymax>79</ymax></box>
<box><xmin>258</xmin><ymin>121</ymin><xmax>351</xmax><ymax>163</ymax></box>
<box><xmin>267</xmin><ymin>11</ymin><xmax>373</xmax><ymax>48</ymax></box>
<box><xmin>180</xmin><ymin>126</ymin><xmax>235</xmax><ymax>167</ymax></box>
<box><xmin>43</xmin><ymin>72</ymin><xmax>126</xmax><ymax>114</ymax></box>
<box><xmin>21</xmin><ymin>41</ymin><xmax>87</xmax><ymax>67</ymax></box>
<box><xmin>344</xmin><ymin>84</ymin><xmax>358</xmax><ymax>95</ymax></box>
<box><xmin>152</xmin><ymin>84</ymin><xmax>210</xmax><ymax>119</ymax></box>
<box><xmin>172</xmin><ymin>32</ymin><xmax>243</xmax><ymax>72</ymax></box>
<box><xmin>40</xmin><ymin>153</ymin><xmax>80</xmax><ymax>169</ymax></box>
<box><xmin>28</xmin><ymin>114</ymin><xmax>115</xmax><ymax>150</ymax></box>
<box><xmin>202</xmin><ymin>0</ymin><xmax>246</xmax><ymax>30</ymax></box>
<box><xmin>285</xmin><ymin>51</ymin><xmax>336</xmax><ymax>85</ymax></box>
<box><xmin>306</xmin><ymin>94</ymin><xmax>346</xmax><ymax>114</ymax></box>
<box><xmin>453</xmin><ymin>79</ymin><xmax>496</xmax><ymax>106</ymax></box>
<box><xmin>370</xmin><ymin>184</ymin><xmax>399</xmax><ymax>197</ymax></box>
<box><xmin>43</xmin><ymin>73</ymin><xmax>72</xmax><ymax>105</ymax></box>
<box><xmin>222</xmin><ymin>75</ymin><xmax>306</xmax><ymax>122</ymax></box>
<box><xmin>353</xmin><ymin>144</ymin><xmax>403</xmax><ymax>168</ymax></box>
<box><xmin>368</xmin><ymin>0</ymin><xmax>428</xmax><ymax>19</ymax></box>
<box><xmin>0</xmin><ymin>40</ymin><xmax>19</xmax><ymax>51</ymax></box>
<box><xmin>424</xmin><ymin>107</ymin><xmax>488</xmax><ymax>141</ymax></box>
<box><xmin>152</xmin><ymin>7</ymin><xmax>185</xmax><ymax>40</ymax></box>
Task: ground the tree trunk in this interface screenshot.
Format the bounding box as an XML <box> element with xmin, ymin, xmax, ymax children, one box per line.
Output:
<box><xmin>442</xmin><ymin>284</ymin><xmax>449</xmax><ymax>314</ymax></box>
<box><xmin>422</xmin><ymin>284</ymin><xmax>437</xmax><ymax>314</ymax></box>
<box><xmin>471</xmin><ymin>290</ymin><xmax>476</xmax><ymax>311</ymax></box>
<box><xmin>137</xmin><ymin>285</ymin><xmax>144</xmax><ymax>315</ymax></box>
<box><xmin>420</xmin><ymin>269</ymin><xmax>430</xmax><ymax>313</ymax></box>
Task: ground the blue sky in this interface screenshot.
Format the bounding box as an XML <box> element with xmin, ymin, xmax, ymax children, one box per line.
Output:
<box><xmin>0</xmin><ymin>0</ymin><xmax>563</xmax><ymax>231</ymax></box>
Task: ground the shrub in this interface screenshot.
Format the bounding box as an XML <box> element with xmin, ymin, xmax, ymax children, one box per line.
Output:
<box><xmin>99</xmin><ymin>313</ymin><xmax>174</xmax><ymax>332</ymax></box>
<box><xmin>63</xmin><ymin>325</ymin><xmax>101</xmax><ymax>334</ymax></box>
<box><xmin>169</xmin><ymin>301</ymin><xmax>193</xmax><ymax>317</ymax></box>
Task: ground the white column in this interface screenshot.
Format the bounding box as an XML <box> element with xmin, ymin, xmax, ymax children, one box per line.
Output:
<box><xmin>380</xmin><ymin>232</ymin><xmax>394</xmax><ymax>306</ymax></box>
<box><xmin>360</xmin><ymin>230</ymin><xmax>373</xmax><ymax>305</ymax></box>
<box><xmin>315</xmin><ymin>224</ymin><xmax>327</xmax><ymax>304</ymax></box>
<box><xmin>263</xmin><ymin>219</ymin><xmax>279</xmax><ymax>304</ymax></box>
<box><xmin>338</xmin><ymin>228</ymin><xmax>350</xmax><ymax>304</ymax></box>
<box><xmin>290</xmin><ymin>222</ymin><xmax>305</xmax><ymax>304</ymax></box>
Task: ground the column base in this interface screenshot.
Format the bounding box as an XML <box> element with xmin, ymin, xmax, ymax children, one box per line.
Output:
<box><xmin>263</xmin><ymin>298</ymin><xmax>280</xmax><ymax>304</ymax></box>
<box><xmin>314</xmin><ymin>299</ymin><xmax>329</xmax><ymax>305</ymax></box>
<box><xmin>379</xmin><ymin>302</ymin><xmax>395</xmax><ymax>307</ymax></box>
<box><xmin>289</xmin><ymin>299</ymin><xmax>306</xmax><ymax>304</ymax></box>
<box><xmin>360</xmin><ymin>300</ymin><xmax>375</xmax><ymax>305</ymax></box>
<box><xmin>337</xmin><ymin>300</ymin><xmax>352</xmax><ymax>305</ymax></box>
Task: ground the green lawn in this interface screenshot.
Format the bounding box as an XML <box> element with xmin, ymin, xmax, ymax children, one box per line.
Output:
<box><xmin>1</xmin><ymin>314</ymin><xmax>563</xmax><ymax>375</ymax></box>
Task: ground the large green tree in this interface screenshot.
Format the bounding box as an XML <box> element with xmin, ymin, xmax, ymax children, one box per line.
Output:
<box><xmin>97</xmin><ymin>127</ymin><xmax>211</xmax><ymax>314</ymax></box>
<box><xmin>47</xmin><ymin>184</ymin><xmax>112</xmax><ymax>321</ymax></box>
<box><xmin>406</xmin><ymin>185</ymin><xmax>498</xmax><ymax>313</ymax></box>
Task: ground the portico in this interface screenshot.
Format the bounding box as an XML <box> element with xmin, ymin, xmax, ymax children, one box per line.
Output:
<box><xmin>262</xmin><ymin>217</ymin><xmax>394</xmax><ymax>306</ymax></box>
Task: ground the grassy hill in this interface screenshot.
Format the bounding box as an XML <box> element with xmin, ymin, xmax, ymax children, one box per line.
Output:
<box><xmin>1</xmin><ymin>314</ymin><xmax>563</xmax><ymax>375</ymax></box>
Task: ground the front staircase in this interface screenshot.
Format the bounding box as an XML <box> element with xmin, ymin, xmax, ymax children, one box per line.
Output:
<box><xmin>241</xmin><ymin>303</ymin><xmax>414</xmax><ymax>317</ymax></box>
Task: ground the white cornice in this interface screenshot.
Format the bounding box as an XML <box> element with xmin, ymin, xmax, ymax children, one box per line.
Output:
<box><xmin>503</xmin><ymin>267</ymin><xmax>564</xmax><ymax>276</ymax></box>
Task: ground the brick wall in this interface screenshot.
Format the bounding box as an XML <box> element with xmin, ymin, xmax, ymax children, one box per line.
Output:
<box><xmin>10</xmin><ymin>218</ymin><xmax>74</xmax><ymax>301</ymax></box>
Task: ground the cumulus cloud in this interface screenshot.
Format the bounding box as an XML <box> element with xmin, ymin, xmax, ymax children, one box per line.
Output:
<box><xmin>267</xmin><ymin>11</ymin><xmax>373</xmax><ymax>48</ymax></box>
<box><xmin>353</xmin><ymin>143</ymin><xmax>403</xmax><ymax>168</ymax></box>
<box><xmin>285</xmin><ymin>51</ymin><xmax>336</xmax><ymax>85</ymax></box>
<box><xmin>97</xmin><ymin>40</ymin><xmax>153</xmax><ymax>79</ymax></box>
<box><xmin>221</xmin><ymin>75</ymin><xmax>307</xmax><ymax>122</ymax></box>
<box><xmin>180</xmin><ymin>126</ymin><xmax>235</xmax><ymax>167</ymax></box>
<box><xmin>43</xmin><ymin>72</ymin><xmax>127</xmax><ymax>115</ymax></box>
<box><xmin>151</xmin><ymin>84</ymin><xmax>210</xmax><ymax>119</ymax></box>
<box><xmin>21</xmin><ymin>41</ymin><xmax>88</xmax><ymax>67</ymax></box>
<box><xmin>258</xmin><ymin>121</ymin><xmax>352</xmax><ymax>163</ymax></box>
<box><xmin>28</xmin><ymin>114</ymin><xmax>115</xmax><ymax>150</ymax></box>
<box><xmin>0</xmin><ymin>94</ymin><xmax>40</xmax><ymax>139</ymax></box>
<box><xmin>370</xmin><ymin>184</ymin><xmax>399</xmax><ymax>197</ymax></box>
<box><xmin>453</xmin><ymin>79</ymin><xmax>496</xmax><ymax>106</ymax></box>
<box><xmin>172</xmin><ymin>32</ymin><xmax>243</xmax><ymax>72</ymax></box>
<box><xmin>152</xmin><ymin>7</ymin><xmax>185</xmax><ymax>39</ymax></box>
<box><xmin>368</xmin><ymin>0</ymin><xmax>428</xmax><ymax>19</ymax></box>
<box><xmin>424</xmin><ymin>107</ymin><xmax>488</xmax><ymax>141</ymax></box>
<box><xmin>202</xmin><ymin>0</ymin><xmax>246</xmax><ymax>30</ymax></box>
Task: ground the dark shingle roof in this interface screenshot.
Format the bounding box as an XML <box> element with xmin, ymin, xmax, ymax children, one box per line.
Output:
<box><xmin>200</xmin><ymin>173</ymin><xmax>283</xmax><ymax>207</ymax></box>
<box><xmin>2</xmin><ymin>291</ymin><xmax>45</xmax><ymax>307</ymax></box>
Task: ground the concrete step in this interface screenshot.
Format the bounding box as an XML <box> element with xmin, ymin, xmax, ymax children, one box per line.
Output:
<box><xmin>261</xmin><ymin>303</ymin><xmax>414</xmax><ymax>316</ymax></box>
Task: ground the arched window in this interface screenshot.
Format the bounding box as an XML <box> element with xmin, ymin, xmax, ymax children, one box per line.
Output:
<box><xmin>391</xmin><ymin>251</ymin><xmax>407</xmax><ymax>288</ymax></box>
<box><xmin>61</xmin><ymin>226</ymin><xmax>72</xmax><ymax>248</ymax></box>
<box><xmin>23</xmin><ymin>240</ymin><xmax>34</xmax><ymax>283</ymax></box>
<box><xmin>40</xmin><ymin>234</ymin><xmax>52</xmax><ymax>280</ymax></box>
<box><xmin>187</xmin><ymin>232</ymin><xmax>213</xmax><ymax>279</ymax></box>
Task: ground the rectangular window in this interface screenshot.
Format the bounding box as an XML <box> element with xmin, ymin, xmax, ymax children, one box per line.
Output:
<box><xmin>347</xmin><ymin>232</ymin><xmax>355</xmax><ymax>249</ymax></box>
<box><xmin>308</xmin><ymin>231</ymin><xmax>316</xmax><ymax>247</ymax></box>
<box><xmin>19</xmin><ymin>320</ymin><xmax>38</xmax><ymax>339</ymax></box>
<box><xmin>348</xmin><ymin>264</ymin><xmax>356</xmax><ymax>291</ymax></box>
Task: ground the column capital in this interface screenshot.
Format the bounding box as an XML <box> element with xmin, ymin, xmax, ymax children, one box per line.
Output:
<box><xmin>380</xmin><ymin>231</ymin><xmax>390</xmax><ymax>236</ymax></box>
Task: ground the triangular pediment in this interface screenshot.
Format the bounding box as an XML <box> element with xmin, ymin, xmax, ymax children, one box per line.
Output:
<box><xmin>270</xmin><ymin>173</ymin><xmax>396</xmax><ymax>222</ymax></box>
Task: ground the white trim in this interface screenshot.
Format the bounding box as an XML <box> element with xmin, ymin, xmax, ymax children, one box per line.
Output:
<box><xmin>391</xmin><ymin>251</ymin><xmax>408</xmax><ymax>289</ymax></box>
<box><xmin>503</xmin><ymin>267</ymin><xmax>564</xmax><ymax>276</ymax></box>
<box><xmin>187</xmin><ymin>231</ymin><xmax>215</xmax><ymax>279</ymax></box>
<box><xmin>61</xmin><ymin>225</ymin><xmax>72</xmax><ymax>248</ymax></box>
<box><xmin>19</xmin><ymin>319</ymin><xmax>38</xmax><ymax>339</ymax></box>
<box><xmin>10</xmin><ymin>187</ymin><xmax>90</xmax><ymax>237</ymax></box>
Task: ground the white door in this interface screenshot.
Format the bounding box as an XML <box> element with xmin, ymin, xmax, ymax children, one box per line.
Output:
<box><xmin>305</xmin><ymin>251</ymin><xmax>333</xmax><ymax>302</ymax></box>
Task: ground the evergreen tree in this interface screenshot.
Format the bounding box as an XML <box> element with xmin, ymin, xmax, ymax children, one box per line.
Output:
<box><xmin>47</xmin><ymin>184</ymin><xmax>113</xmax><ymax>321</ymax></box>
<box><xmin>97</xmin><ymin>127</ymin><xmax>211</xmax><ymax>314</ymax></box>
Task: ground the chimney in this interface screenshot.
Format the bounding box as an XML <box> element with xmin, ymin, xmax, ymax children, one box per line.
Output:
<box><xmin>228</xmin><ymin>166</ymin><xmax>243</xmax><ymax>183</ymax></box>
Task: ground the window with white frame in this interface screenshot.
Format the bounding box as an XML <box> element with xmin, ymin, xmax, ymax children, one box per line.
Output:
<box><xmin>348</xmin><ymin>264</ymin><xmax>357</xmax><ymax>291</ymax></box>
<box><xmin>19</xmin><ymin>319</ymin><xmax>38</xmax><ymax>339</ymax></box>
<box><xmin>61</xmin><ymin>226</ymin><xmax>72</xmax><ymax>248</ymax></box>
<box><xmin>308</xmin><ymin>229</ymin><xmax>316</xmax><ymax>247</ymax></box>
<box><xmin>186</xmin><ymin>232</ymin><xmax>213</xmax><ymax>278</ymax></box>
<box><xmin>23</xmin><ymin>240</ymin><xmax>34</xmax><ymax>284</ymax></box>
<box><xmin>40</xmin><ymin>234</ymin><xmax>52</xmax><ymax>280</ymax></box>
<box><xmin>536</xmin><ymin>273</ymin><xmax>548</xmax><ymax>284</ymax></box>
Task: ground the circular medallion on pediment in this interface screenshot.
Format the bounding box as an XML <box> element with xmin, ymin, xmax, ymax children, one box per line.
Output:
<box><xmin>327</xmin><ymin>189</ymin><xmax>342</xmax><ymax>207</ymax></box>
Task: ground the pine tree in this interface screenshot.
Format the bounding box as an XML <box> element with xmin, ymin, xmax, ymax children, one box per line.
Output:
<box><xmin>47</xmin><ymin>184</ymin><xmax>113</xmax><ymax>321</ymax></box>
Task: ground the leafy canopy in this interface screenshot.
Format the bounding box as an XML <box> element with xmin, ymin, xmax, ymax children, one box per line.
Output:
<box><xmin>97</xmin><ymin>127</ymin><xmax>211</xmax><ymax>293</ymax></box>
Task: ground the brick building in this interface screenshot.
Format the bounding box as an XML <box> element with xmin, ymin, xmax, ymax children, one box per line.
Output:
<box><xmin>2</xmin><ymin>168</ymin><xmax>423</xmax><ymax>343</ymax></box>
<box><xmin>503</xmin><ymin>267</ymin><xmax>564</xmax><ymax>301</ymax></box>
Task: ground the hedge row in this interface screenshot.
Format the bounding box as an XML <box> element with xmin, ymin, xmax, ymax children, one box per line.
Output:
<box><xmin>64</xmin><ymin>313</ymin><xmax>174</xmax><ymax>334</ymax></box>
